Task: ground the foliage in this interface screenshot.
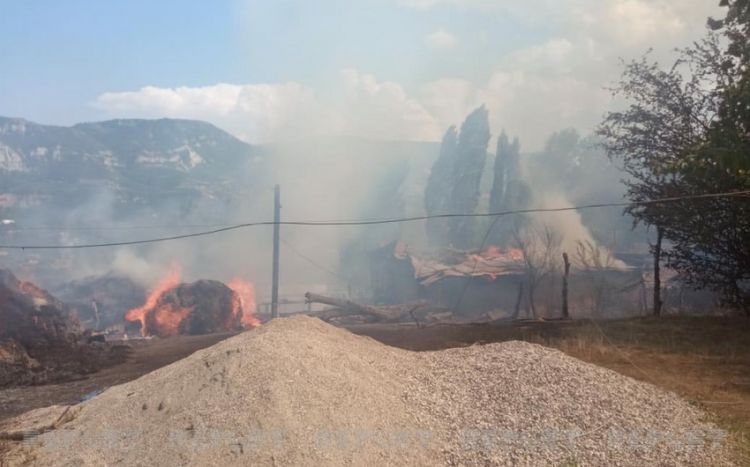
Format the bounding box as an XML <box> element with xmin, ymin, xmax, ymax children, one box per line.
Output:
<box><xmin>574</xmin><ymin>240</ymin><xmax>618</xmax><ymax>316</ymax></box>
<box><xmin>489</xmin><ymin>130</ymin><xmax>531</xmax><ymax>247</ymax></box>
<box><xmin>448</xmin><ymin>106</ymin><xmax>491</xmax><ymax>248</ymax></box>
<box><xmin>513</xmin><ymin>220</ymin><xmax>562</xmax><ymax>318</ymax></box>
<box><xmin>598</xmin><ymin>1</ymin><xmax>750</xmax><ymax>312</ymax></box>
<box><xmin>425</xmin><ymin>126</ymin><xmax>458</xmax><ymax>245</ymax></box>
<box><xmin>425</xmin><ymin>106</ymin><xmax>490</xmax><ymax>249</ymax></box>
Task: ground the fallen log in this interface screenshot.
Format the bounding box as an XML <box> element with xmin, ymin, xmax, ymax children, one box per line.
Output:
<box><xmin>306</xmin><ymin>308</ymin><xmax>375</xmax><ymax>322</ymax></box>
<box><xmin>304</xmin><ymin>293</ymin><xmax>402</xmax><ymax>321</ymax></box>
<box><xmin>304</xmin><ymin>293</ymin><xmax>437</xmax><ymax>324</ymax></box>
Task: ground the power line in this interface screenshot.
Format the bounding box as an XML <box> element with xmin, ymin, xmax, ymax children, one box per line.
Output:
<box><xmin>280</xmin><ymin>238</ymin><xmax>344</xmax><ymax>279</ymax></box>
<box><xmin>4</xmin><ymin>190</ymin><xmax>748</xmax><ymax>233</ymax></box>
<box><xmin>0</xmin><ymin>224</ymin><xmax>235</xmax><ymax>232</ymax></box>
<box><xmin>1</xmin><ymin>190</ymin><xmax>748</xmax><ymax>250</ymax></box>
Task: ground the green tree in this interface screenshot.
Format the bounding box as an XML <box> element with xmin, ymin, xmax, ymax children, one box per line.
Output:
<box><xmin>425</xmin><ymin>126</ymin><xmax>458</xmax><ymax>246</ymax></box>
<box><xmin>489</xmin><ymin>130</ymin><xmax>530</xmax><ymax>247</ymax></box>
<box><xmin>666</xmin><ymin>0</ymin><xmax>750</xmax><ymax>311</ymax></box>
<box><xmin>447</xmin><ymin>106</ymin><xmax>491</xmax><ymax>248</ymax></box>
<box><xmin>599</xmin><ymin>1</ymin><xmax>750</xmax><ymax>313</ymax></box>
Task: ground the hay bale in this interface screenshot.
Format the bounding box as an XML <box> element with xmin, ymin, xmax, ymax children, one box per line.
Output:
<box><xmin>141</xmin><ymin>280</ymin><xmax>241</xmax><ymax>337</ymax></box>
<box><xmin>0</xmin><ymin>270</ymin><xmax>80</xmax><ymax>351</ymax></box>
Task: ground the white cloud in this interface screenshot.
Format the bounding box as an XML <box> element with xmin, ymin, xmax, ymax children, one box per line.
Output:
<box><xmin>417</xmin><ymin>70</ymin><xmax>610</xmax><ymax>151</ymax></box>
<box><xmin>574</xmin><ymin>0</ymin><xmax>694</xmax><ymax>48</ymax></box>
<box><xmin>94</xmin><ymin>83</ymin><xmax>318</xmax><ymax>143</ymax></box>
<box><xmin>93</xmin><ymin>71</ymin><xmax>442</xmax><ymax>143</ymax></box>
<box><xmin>396</xmin><ymin>0</ymin><xmax>498</xmax><ymax>9</ymax></box>
<box><xmin>94</xmin><ymin>0</ymin><xmax>724</xmax><ymax>148</ymax></box>
<box><xmin>411</xmin><ymin>0</ymin><xmax>723</xmax><ymax>150</ymax></box>
<box><xmin>425</xmin><ymin>29</ymin><xmax>459</xmax><ymax>49</ymax></box>
<box><xmin>340</xmin><ymin>69</ymin><xmax>442</xmax><ymax>141</ymax></box>
<box><xmin>418</xmin><ymin>78</ymin><xmax>477</xmax><ymax>128</ymax></box>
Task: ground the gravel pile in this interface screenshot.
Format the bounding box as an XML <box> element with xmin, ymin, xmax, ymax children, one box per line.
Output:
<box><xmin>6</xmin><ymin>316</ymin><xmax>731</xmax><ymax>466</ymax></box>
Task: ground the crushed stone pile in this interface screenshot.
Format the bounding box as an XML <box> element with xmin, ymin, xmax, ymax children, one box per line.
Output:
<box><xmin>6</xmin><ymin>316</ymin><xmax>731</xmax><ymax>466</ymax></box>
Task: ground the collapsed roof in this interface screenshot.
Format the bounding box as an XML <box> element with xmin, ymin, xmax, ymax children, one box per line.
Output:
<box><xmin>392</xmin><ymin>242</ymin><xmax>526</xmax><ymax>286</ymax></box>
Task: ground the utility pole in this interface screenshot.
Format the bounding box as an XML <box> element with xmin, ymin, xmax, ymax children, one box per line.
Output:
<box><xmin>271</xmin><ymin>184</ymin><xmax>281</xmax><ymax>319</ymax></box>
<box><xmin>561</xmin><ymin>252</ymin><xmax>570</xmax><ymax>319</ymax></box>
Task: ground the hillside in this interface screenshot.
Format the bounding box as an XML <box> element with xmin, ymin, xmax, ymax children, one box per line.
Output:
<box><xmin>0</xmin><ymin>117</ymin><xmax>265</xmax><ymax>219</ymax></box>
<box><xmin>0</xmin><ymin>117</ymin><xmax>438</xmax><ymax>289</ymax></box>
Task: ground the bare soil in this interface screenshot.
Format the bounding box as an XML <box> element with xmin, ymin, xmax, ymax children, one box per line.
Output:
<box><xmin>0</xmin><ymin>333</ymin><xmax>235</xmax><ymax>422</ymax></box>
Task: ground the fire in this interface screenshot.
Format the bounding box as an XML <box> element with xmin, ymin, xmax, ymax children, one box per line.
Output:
<box><xmin>148</xmin><ymin>303</ymin><xmax>193</xmax><ymax>337</ymax></box>
<box><xmin>506</xmin><ymin>248</ymin><xmax>524</xmax><ymax>261</ymax></box>
<box><xmin>17</xmin><ymin>280</ymin><xmax>51</xmax><ymax>307</ymax></box>
<box><xmin>483</xmin><ymin>245</ymin><xmax>502</xmax><ymax>258</ymax></box>
<box><xmin>481</xmin><ymin>246</ymin><xmax>524</xmax><ymax>261</ymax></box>
<box><xmin>125</xmin><ymin>268</ymin><xmax>188</xmax><ymax>337</ymax></box>
<box><xmin>228</xmin><ymin>278</ymin><xmax>259</xmax><ymax>328</ymax></box>
<box><xmin>125</xmin><ymin>267</ymin><xmax>260</xmax><ymax>337</ymax></box>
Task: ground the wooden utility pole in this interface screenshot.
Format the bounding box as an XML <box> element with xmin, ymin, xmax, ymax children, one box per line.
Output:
<box><xmin>653</xmin><ymin>226</ymin><xmax>663</xmax><ymax>317</ymax></box>
<box><xmin>271</xmin><ymin>184</ymin><xmax>281</xmax><ymax>319</ymax></box>
<box><xmin>562</xmin><ymin>252</ymin><xmax>570</xmax><ymax>319</ymax></box>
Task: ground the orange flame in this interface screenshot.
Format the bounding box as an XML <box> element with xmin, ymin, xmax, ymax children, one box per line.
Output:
<box><xmin>506</xmin><ymin>248</ymin><xmax>524</xmax><ymax>261</ymax></box>
<box><xmin>125</xmin><ymin>268</ymin><xmax>187</xmax><ymax>337</ymax></box>
<box><xmin>17</xmin><ymin>280</ymin><xmax>51</xmax><ymax>304</ymax></box>
<box><xmin>125</xmin><ymin>268</ymin><xmax>260</xmax><ymax>337</ymax></box>
<box><xmin>228</xmin><ymin>278</ymin><xmax>259</xmax><ymax>328</ymax></box>
<box><xmin>481</xmin><ymin>246</ymin><xmax>524</xmax><ymax>261</ymax></box>
<box><xmin>484</xmin><ymin>245</ymin><xmax>502</xmax><ymax>258</ymax></box>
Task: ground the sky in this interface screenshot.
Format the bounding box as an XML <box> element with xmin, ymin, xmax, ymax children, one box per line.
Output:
<box><xmin>0</xmin><ymin>0</ymin><xmax>724</xmax><ymax>150</ymax></box>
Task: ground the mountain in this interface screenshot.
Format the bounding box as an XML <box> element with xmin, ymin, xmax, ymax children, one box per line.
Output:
<box><xmin>0</xmin><ymin>117</ymin><xmax>265</xmax><ymax>220</ymax></box>
<box><xmin>0</xmin><ymin>116</ymin><xmax>442</xmax><ymax>292</ymax></box>
<box><xmin>0</xmin><ymin>116</ymin><xmax>258</xmax><ymax>172</ymax></box>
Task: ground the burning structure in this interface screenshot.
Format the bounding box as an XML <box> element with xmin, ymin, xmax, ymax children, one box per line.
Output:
<box><xmin>125</xmin><ymin>269</ymin><xmax>258</xmax><ymax>337</ymax></box>
<box><xmin>369</xmin><ymin>241</ymin><xmax>646</xmax><ymax>319</ymax></box>
<box><xmin>370</xmin><ymin>242</ymin><xmax>526</xmax><ymax>316</ymax></box>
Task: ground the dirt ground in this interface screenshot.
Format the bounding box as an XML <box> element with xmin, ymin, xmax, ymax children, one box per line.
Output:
<box><xmin>2</xmin><ymin>316</ymin><xmax>748</xmax><ymax>462</ymax></box>
<box><xmin>0</xmin><ymin>332</ymin><xmax>236</xmax><ymax>422</ymax></box>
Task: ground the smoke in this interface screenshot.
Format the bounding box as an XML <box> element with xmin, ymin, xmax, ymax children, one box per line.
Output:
<box><xmin>111</xmin><ymin>250</ymin><xmax>159</xmax><ymax>286</ymax></box>
<box><xmin>1</xmin><ymin>133</ymin><xmax>434</xmax><ymax>306</ymax></box>
<box><xmin>517</xmin><ymin>132</ymin><xmax>638</xmax><ymax>269</ymax></box>
<box><xmin>523</xmin><ymin>193</ymin><xmax>627</xmax><ymax>270</ymax></box>
<box><xmin>4</xmin><ymin>101</ymin><xmax>655</xmax><ymax>322</ymax></box>
<box><xmin>3</xmin><ymin>105</ymin><xmax>642</xmax><ymax>307</ymax></box>
<box><xmin>525</xmin><ymin>193</ymin><xmax>597</xmax><ymax>254</ymax></box>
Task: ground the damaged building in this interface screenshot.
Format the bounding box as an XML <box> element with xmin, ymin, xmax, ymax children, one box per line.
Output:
<box><xmin>369</xmin><ymin>241</ymin><xmax>648</xmax><ymax>319</ymax></box>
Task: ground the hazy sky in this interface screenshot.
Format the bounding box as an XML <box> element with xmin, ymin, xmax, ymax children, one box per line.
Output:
<box><xmin>0</xmin><ymin>0</ymin><xmax>723</xmax><ymax>149</ymax></box>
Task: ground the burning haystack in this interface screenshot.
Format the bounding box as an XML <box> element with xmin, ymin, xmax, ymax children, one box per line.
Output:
<box><xmin>125</xmin><ymin>270</ymin><xmax>258</xmax><ymax>337</ymax></box>
<box><xmin>0</xmin><ymin>269</ymin><xmax>80</xmax><ymax>353</ymax></box>
<box><xmin>0</xmin><ymin>270</ymin><xmax>123</xmax><ymax>387</ymax></box>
